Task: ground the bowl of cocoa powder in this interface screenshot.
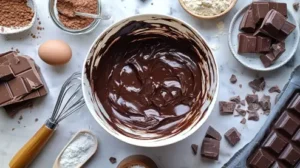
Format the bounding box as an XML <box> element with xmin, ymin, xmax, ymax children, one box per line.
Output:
<box><xmin>0</xmin><ymin>0</ymin><xmax>36</xmax><ymax>35</ymax></box>
<box><xmin>49</xmin><ymin>0</ymin><xmax>101</xmax><ymax>35</ymax></box>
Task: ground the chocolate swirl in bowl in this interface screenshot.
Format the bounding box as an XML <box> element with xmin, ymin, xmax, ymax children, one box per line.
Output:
<box><xmin>85</xmin><ymin>17</ymin><xmax>218</xmax><ymax>140</ymax></box>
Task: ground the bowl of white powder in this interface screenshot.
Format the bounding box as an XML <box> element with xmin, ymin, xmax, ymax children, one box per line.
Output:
<box><xmin>179</xmin><ymin>0</ymin><xmax>237</xmax><ymax>19</ymax></box>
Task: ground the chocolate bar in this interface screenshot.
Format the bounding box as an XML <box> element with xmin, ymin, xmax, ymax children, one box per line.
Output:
<box><xmin>224</xmin><ymin>66</ymin><xmax>300</xmax><ymax>168</ymax></box>
<box><xmin>238</xmin><ymin>33</ymin><xmax>257</xmax><ymax>54</ymax></box>
<box><xmin>269</xmin><ymin>2</ymin><xmax>287</xmax><ymax>18</ymax></box>
<box><xmin>240</xmin><ymin>7</ymin><xmax>256</xmax><ymax>33</ymax></box>
<box><xmin>0</xmin><ymin>52</ymin><xmax>47</xmax><ymax>108</ymax></box>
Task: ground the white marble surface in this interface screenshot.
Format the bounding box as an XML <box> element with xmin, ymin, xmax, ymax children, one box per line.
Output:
<box><xmin>0</xmin><ymin>0</ymin><xmax>299</xmax><ymax>168</ymax></box>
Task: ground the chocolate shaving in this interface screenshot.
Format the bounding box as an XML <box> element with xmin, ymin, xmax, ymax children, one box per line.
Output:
<box><xmin>236</xmin><ymin>108</ymin><xmax>247</xmax><ymax>116</ymax></box>
<box><xmin>230</xmin><ymin>96</ymin><xmax>241</xmax><ymax>104</ymax></box>
<box><xmin>191</xmin><ymin>144</ymin><xmax>198</xmax><ymax>155</ymax></box>
<box><xmin>248</xmin><ymin>103</ymin><xmax>261</xmax><ymax>112</ymax></box>
<box><xmin>240</xmin><ymin>100</ymin><xmax>246</xmax><ymax>106</ymax></box>
<box><xmin>269</xmin><ymin>86</ymin><xmax>281</xmax><ymax>93</ymax></box>
<box><xmin>230</xmin><ymin>74</ymin><xmax>237</xmax><ymax>84</ymax></box>
<box><xmin>249</xmin><ymin>77</ymin><xmax>266</xmax><ymax>91</ymax></box>
<box><xmin>240</xmin><ymin>118</ymin><xmax>246</xmax><ymax>124</ymax></box>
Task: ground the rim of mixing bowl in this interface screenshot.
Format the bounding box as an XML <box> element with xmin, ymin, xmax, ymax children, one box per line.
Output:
<box><xmin>82</xmin><ymin>14</ymin><xmax>219</xmax><ymax>147</ymax></box>
<box><xmin>48</xmin><ymin>0</ymin><xmax>101</xmax><ymax>35</ymax></box>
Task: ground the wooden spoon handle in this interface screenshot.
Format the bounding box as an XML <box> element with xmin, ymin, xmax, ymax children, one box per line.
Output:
<box><xmin>9</xmin><ymin>124</ymin><xmax>55</xmax><ymax>168</ymax></box>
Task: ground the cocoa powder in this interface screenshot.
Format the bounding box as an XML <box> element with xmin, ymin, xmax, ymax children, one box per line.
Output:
<box><xmin>57</xmin><ymin>0</ymin><xmax>98</xmax><ymax>30</ymax></box>
<box><xmin>0</xmin><ymin>0</ymin><xmax>34</xmax><ymax>27</ymax></box>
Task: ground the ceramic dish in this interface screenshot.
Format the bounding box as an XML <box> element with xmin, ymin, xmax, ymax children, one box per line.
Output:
<box><xmin>229</xmin><ymin>5</ymin><xmax>300</xmax><ymax>71</ymax></box>
<box><xmin>179</xmin><ymin>0</ymin><xmax>237</xmax><ymax>19</ymax></box>
<box><xmin>0</xmin><ymin>0</ymin><xmax>36</xmax><ymax>35</ymax></box>
<box><xmin>48</xmin><ymin>0</ymin><xmax>101</xmax><ymax>35</ymax></box>
<box><xmin>82</xmin><ymin>14</ymin><xmax>219</xmax><ymax>147</ymax></box>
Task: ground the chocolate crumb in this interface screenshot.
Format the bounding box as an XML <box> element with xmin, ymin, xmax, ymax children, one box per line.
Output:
<box><xmin>259</xmin><ymin>95</ymin><xmax>271</xmax><ymax>111</ymax></box>
<box><xmin>293</xmin><ymin>3</ymin><xmax>299</xmax><ymax>11</ymax></box>
<box><xmin>269</xmin><ymin>86</ymin><xmax>281</xmax><ymax>93</ymax></box>
<box><xmin>230</xmin><ymin>74</ymin><xmax>237</xmax><ymax>84</ymax></box>
<box><xmin>236</xmin><ymin>108</ymin><xmax>247</xmax><ymax>116</ymax></box>
<box><xmin>18</xmin><ymin>121</ymin><xmax>20</xmax><ymax>124</ymax></box>
<box><xmin>240</xmin><ymin>118</ymin><xmax>246</xmax><ymax>124</ymax></box>
<box><xmin>248</xmin><ymin>111</ymin><xmax>259</xmax><ymax>121</ymax></box>
<box><xmin>249</xmin><ymin>77</ymin><xmax>265</xmax><ymax>91</ymax></box>
<box><xmin>224</xmin><ymin>127</ymin><xmax>241</xmax><ymax>146</ymax></box>
<box><xmin>237</xmin><ymin>104</ymin><xmax>241</xmax><ymax>109</ymax></box>
<box><xmin>19</xmin><ymin>115</ymin><xmax>23</xmax><ymax>120</ymax></box>
<box><xmin>239</xmin><ymin>84</ymin><xmax>242</xmax><ymax>88</ymax></box>
<box><xmin>12</xmin><ymin>128</ymin><xmax>15</xmax><ymax>131</ymax></box>
<box><xmin>35</xmin><ymin>118</ymin><xmax>38</xmax><ymax>122</ymax></box>
<box><xmin>230</xmin><ymin>96</ymin><xmax>241</xmax><ymax>104</ymax></box>
<box><xmin>191</xmin><ymin>144</ymin><xmax>198</xmax><ymax>155</ymax></box>
<box><xmin>109</xmin><ymin>157</ymin><xmax>117</xmax><ymax>164</ymax></box>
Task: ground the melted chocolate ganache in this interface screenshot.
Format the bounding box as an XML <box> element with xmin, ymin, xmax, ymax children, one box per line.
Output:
<box><xmin>90</xmin><ymin>21</ymin><xmax>209</xmax><ymax>139</ymax></box>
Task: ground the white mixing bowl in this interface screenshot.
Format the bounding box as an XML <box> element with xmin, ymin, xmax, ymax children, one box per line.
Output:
<box><xmin>82</xmin><ymin>14</ymin><xmax>219</xmax><ymax>147</ymax></box>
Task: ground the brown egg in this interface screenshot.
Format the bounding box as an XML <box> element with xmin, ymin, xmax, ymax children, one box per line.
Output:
<box><xmin>38</xmin><ymin>40</ymin><xmax>72</xmax><ymax>65</ymax></box>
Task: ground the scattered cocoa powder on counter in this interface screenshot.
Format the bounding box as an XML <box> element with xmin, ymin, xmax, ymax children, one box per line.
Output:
<box><xmin>0</xmin><ymin>0</ymin><xmax>34</xmax><ymax>27</ymax></box>
<box><xmin>57</xmin><ymin>0</ymin><xmax>98</xmax><ymax>30</ymax></box>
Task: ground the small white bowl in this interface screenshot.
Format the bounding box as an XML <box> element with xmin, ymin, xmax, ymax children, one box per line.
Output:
<box><xmin>0</xmin><ymin>0</ymin><xmax>37</xmax><ymax>35</ymax></box>
<box><xmin>82</xmin><ymin>14</ymin><xmax>219</xmax><ymax>147</ymax></box>
<box><xmin>228</xmin><ymin>5</ymin><xmax>300</xmax><ymax>71</ymax></box>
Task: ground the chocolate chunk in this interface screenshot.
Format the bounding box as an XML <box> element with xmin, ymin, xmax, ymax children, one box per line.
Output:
<box><xmin>240</xmin><ymin>118</ymin><xmax>246</xmax><ymax>124</ymax></box>
<box><xmin>260</xmin><ymin>52</ymin><xmax>277</xmax><ymax>68</ymax></box>
<box><xmin>238</xmin><ymin>33</ymin><xmax>257</xmax><ymax>54</ymax></box>
<box><xmin>254</xmin><ymin>10</ymin><xmax>286</xmax><ymax>39</ymax></box>
<box><xmin>191</xmin><ymin>144</ymin><xmax>198</xmax><ymax>155</ymax></box>
<box><xmin>230</xmin><ymin>74</ymin><xmax>237</xmax><ymax>84</ymax></box>
<box><xmin>248</xmin><ymin>103</ymin><xmax>261</xmax><ymax>112</ymax></box>
<box><xmin>269</xmin><ymin>2</ymin><xmax>287</xmax><ymax>17</ymax></box>
<box><xmin>0</xmin><ymin>52</ymin><xmax>47</xmax><ymax>108</ymax></box>
<box><xmin>249</xmin><ymin>77</ymin><xmax>265</xmax><ymax>91</ymax></box>
<box><xmin>256</xmin><ymin>36</ymin><xmax>271</xmax><ymax>53</ymax></box>
<box><xmin>109</xmin><ymin>157</ymin><xmax>117</xmax><ymax>164</ymax></box>
<box><xmin>246</xmin><ymin>94</ymin><xmax>259</xmax><ymax>104</ymax></box>
<box><xmin>236</xmin><ymin>108</ymin><xmax>247</xmax><ymax>116</ymax></box>
<box><xmin>0</xmin><ymin>65</ymin><xmax>15</xmax><ymax>81</ymax></box>
<box><xmin>293</xmin><ymin>3</ymin><xmax>299</xmax><ymax>11</ymax></box>
<box><xmin>252</xmin><ymin>2</ymin><xmax>270</xmax><ymax>25</ymax></box>
<box><xmin>260</xmin><ymin>95</ymin><xmax>271</xmax><ymax>111</ymax></box>
<box><xmin>269</xmin><ymin>86</ymin><xmax>281</xmax><ymax>93</ymax></box>
<box><xmin>201</xmin><ymin>138</ymin><xmax>220</xmax><ymax>160</ymax></box>
<box><xmin>230</xmin><ymin>96</ymin><xmax>241</xmax><ymax>104</ymax></box>
<box><xmin>219</xmin><ymin>101</ymin><xmax>236</xmax><ymax>114</ymax></box>
<box><xmin>248</xmin><ymin>149</ymin><xmax>275</xmax><ymax>168</ymax></box>
<box><xmin>224</xmin><ymin>127</ymin><xmax>241</xmax><ymax>146</ymax></box>
<box><xmin>288</xmin><ymin>94</ymin><xmax>300</xmax><ymax>113</ymax></box>
<box><xmin>205</xmin><ymin>126</ymin><xmax>222</xmax><ymax>141</ymax></box>
<box><xmin>248</xmin><ymin>111</ymin><xmax>259</xmax><ymax>121</ymax></box>
<box><xmin>240</xmin><ymin>8</ymin><xmax>256</xmax><ymax>33</ymax></box>
<box><xmin>272</xmin><ymin>42</ymin><xmax>286</xmax><ymax>58</ymax></box>
<box><xmin>277</xmin><ymin>21</ymin><xmax>296</xmax><ymax>41</ymax></box>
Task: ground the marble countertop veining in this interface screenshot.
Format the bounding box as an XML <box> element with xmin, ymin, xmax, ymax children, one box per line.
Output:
<box><xmin>0</xmin><ymin>0</ymin><xmax>299</xmax><ymax>168</ymax></box>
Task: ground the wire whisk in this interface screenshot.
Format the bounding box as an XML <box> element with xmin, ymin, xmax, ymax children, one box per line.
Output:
<box><xmin>10</xmin><ymin>72</ymin><xmax>86</xmax><ymax>168</ymax></box>
<box><xmin>47</xmin><ymin>72</ymin><xmax>85</xmax><ymax>128</ymax></box>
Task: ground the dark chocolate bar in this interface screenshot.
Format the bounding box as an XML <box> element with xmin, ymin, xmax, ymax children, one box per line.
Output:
<box><xmin>0</xmin><ymin>52</ymin><xmax>47</xmax><ymax>107</ymax></box>
<box><xmin>238</xmin><ymin>33</ymin><xmax>257</xmax><ymax>54</ymax></box>
<box><xmin>223</xmin><ymin>66</ymin><xmax>300</xmax><ymax>168</ymax></box>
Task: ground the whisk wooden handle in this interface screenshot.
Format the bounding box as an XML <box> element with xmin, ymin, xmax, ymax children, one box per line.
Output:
<box><xmin>9</xmin><ymin>124</ymin><xmax>55</xmax><ymax>168</ymax></box>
